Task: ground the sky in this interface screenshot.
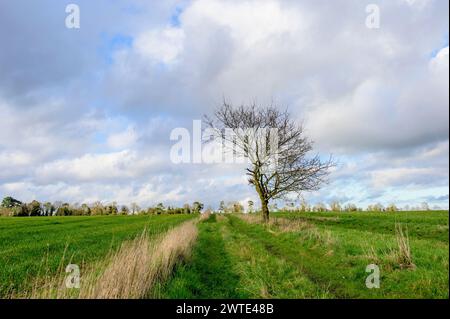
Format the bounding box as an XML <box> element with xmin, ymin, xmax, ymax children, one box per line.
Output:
<box><xmin>0</xmin><ymin>0</ymin><xmax>448</xmax><ymax>210</ymax></box>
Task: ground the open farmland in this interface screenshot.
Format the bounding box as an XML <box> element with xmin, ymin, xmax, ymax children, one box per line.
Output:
<box><xmin>160</xmin><ymin>211</ymin><xmax>449</xmax><ymax>299</ymax></box>
<box><xmin>0</xmin><ymin>214</ymin><xmax>195</xmax><ymax>297</ymax></box>
<box><xmin>0</xmin><ymin>211</ymin><xmax>448</xmax><ymax>299</ymax></box>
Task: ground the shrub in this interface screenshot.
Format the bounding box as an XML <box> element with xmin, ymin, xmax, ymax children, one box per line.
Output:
<box><xmin>0</xmin><ymin>207</ymin><xmax>12</xmax><ymax>216</ymax></box>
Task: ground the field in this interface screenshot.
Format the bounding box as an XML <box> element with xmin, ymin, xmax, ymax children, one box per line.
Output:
<box><xmin>0</xmin><ymin>214</ymin><xmax>195</xmax><ymax>297</ymax></box>
<box><xmin>0</xmin><ymin>211</ymin><xmax>448</xmax><ymax>299</ymax></box>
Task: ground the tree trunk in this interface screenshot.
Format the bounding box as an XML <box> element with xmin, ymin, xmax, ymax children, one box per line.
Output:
<box><xmin>254</xmin><ymin>175</ymin><xmax>270</xmax><ymax>222</ymax></box>
<box><xmin>261</xmin><ymin>199</ymin><xmax>269</xmax><ymax>223</ymax></box>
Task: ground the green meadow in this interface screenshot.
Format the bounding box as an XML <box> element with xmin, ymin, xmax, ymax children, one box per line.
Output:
<box><xmin>161</xmin><ymin>211</ymin><xmax>448</xmax><ymax>299</ymax></box>
<box><xmin>0</xmin><ymin>211</ymin><xmax>448</xmax><ymax>298</ymax></box>
<box><xmin>0</xmin><ymin>214</ymin><xmax>194</xmax><ymax>297</ymax></box>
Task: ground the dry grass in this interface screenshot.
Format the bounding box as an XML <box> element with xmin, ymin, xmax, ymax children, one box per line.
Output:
<box><xmin>394</xmin><ymin>223</ymin><xmax>415</xmax><ymax>270</ymax></box>
<box><xmin>237</xmin><ymin>214</ymin><xmax>335</xmax><ymax>246</ymax></box>
<box><xmin>302</xmin><ymin>227</ymin><xmax>335</xmax><ymax>246</ymax></box>
<box><xmin>0</xmin><ymin>207</ymin><xmax>12</xmax><ymax>216</ymax></box>
<box><xmin>270</xmin><ymin>217</ymin><xmax>314</xmax><ymax>233</ymax></box>
<box><xmin>362</xmin><ymin>245</ymin><xmax>380</xmax><ymax>264</ymax></box>
<box><xmin>199</xmin><ymin>212</ymin><xmax>212</xmax><ymax>221</ymax></box>
<box><xmin>237</xmin><ymin>214</ymin><xmax>312</xmax><ymax>231</ymax></box>
<box><xmin>215</xmin><ymin>214</ymin><xmax>226</xmax><ymax>222</ymax></box>
<box><xmin>236</xmin><ymin>214</ymin><xmax>261</xmax><ymax>224</ymax></box>
<box><xmin>27</xmin><ymin>220</ymin><xmax>198</xmax><ymax>299</ymax></box>
<box><xmin>361</xmin><ymin>224</ymin><xmax>416</xmax><ymax>271</ymax></box>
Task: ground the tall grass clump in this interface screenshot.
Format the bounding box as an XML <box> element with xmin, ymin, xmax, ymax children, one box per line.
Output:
<box><xmin>395</xmin><ymin>223</ymin><xmax>415</xmax><ymax>270</ymax></box>
<box><xmin>27</xmin><ymin>220</ymin><xmax>198</xmax><ymax>299</ymax></box>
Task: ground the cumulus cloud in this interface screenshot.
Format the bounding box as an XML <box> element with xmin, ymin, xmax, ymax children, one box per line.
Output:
<box><xmin>107</xmin><ymin>126</ymin><xmax>139</xmax><ymax>149</ymax></box>
<box><xmin>36</xmin><ymin>151</ymin><xmax>146</xmax><ymax>183</ymax></box>
<box><xmin>135</xmin><ymin>27</ymin><xmax>185</xmax><ymax>64</ymax></box>
<box><xmin>0</xmin><ymin>0</ymin><xmax>448</xmax><ymax>208</ymax></box>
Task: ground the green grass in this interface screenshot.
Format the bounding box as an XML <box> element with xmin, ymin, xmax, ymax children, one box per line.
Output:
<box><xmin>277</xmin><ymin>211</ymin><xmax>449</xmax><ymax>242</ymax></box>
<box><xmin>158</xmin><ymin>214</ymin><xmax>247</xmax><ymax>298</ymax></box>
<box><xmin>220</xmin><ymin>215</ymin><xmax>332</xmax><ymax>298</ymax></box>
<box><xmin>1</xmin><ymin>211</ymin><xmax>448</xmax><ymax>299</ymax></box>
<box><xmin>0</xmin><ymin>214</ymin><xmax>195</xmax><ymax>297</ymax></box>
<box><xmin>161</xmin><ymin>211</ymin><xmax>448</xmax><ymax>299</ymax></box>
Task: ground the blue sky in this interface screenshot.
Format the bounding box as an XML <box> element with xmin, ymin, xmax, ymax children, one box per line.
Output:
<box><xmin>0</xmin><ymin>0</ymin><xmax>448</xmax><ymax>210</ymax></box>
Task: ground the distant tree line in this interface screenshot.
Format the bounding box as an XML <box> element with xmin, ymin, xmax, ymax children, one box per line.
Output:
<box><xmin>0</xmin><ymin>196</ymin><xmax>204</xmax><ymax>217</ymax></box>
<box><xmin>0</xmin><ymin>196</ymin><xmax>440</xmax><ymax>217</ymax></box>
<box><xmin>217</xmin><ymin>201</ymin><xmax>245</xmax><ymax>214</ymax></box>
<box><xmin>217</xmin><ymin>199</ymin><xmax>437</xmax><ymax>213</ymax></box>
<box><xmin>246</xmin><ymin>199</ymin><xmax>436</xmax><ymax>213</ymax></box>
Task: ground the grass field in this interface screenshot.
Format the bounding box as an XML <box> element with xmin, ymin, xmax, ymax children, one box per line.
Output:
<box><xmin>0</xmin><ymin>214</ymin><xmax>195</xmax><ymax>297</ymax></box>
<box><xmin>160</xmin><ymin>211</ymin><xmax>449</xmax><ymax>299</ymax></box>
<box><xmin>0</xmin><ymin>211</ymin><xmax>448</xmax><ymax>299</ymax></box>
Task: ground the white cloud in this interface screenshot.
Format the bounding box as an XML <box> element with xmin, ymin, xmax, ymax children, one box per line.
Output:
<box><xmin>0</xmin><ymin>0</ymin><xmax>448</xmax><ymax>208</ymax></box>
<box><xmin>371</xmin><ymin>167</ymin><xmax>441</xmax><ymax>188</ymax></box>
<box><xmin>0</xmin><ymin>151</ymin><xmax>33</xmax><ymax>167</ymax></box>
<box><xmin>135</xmin><ymin>27</ymin><xmax>185</xmax><ymax>64</ymax></box>
<box><xmin>185</xmin><ymin>0</ymin><xmax>306</xmax><ymax>48</ymax></box>
<box><xmin>35</xmin><ymin>150</ymin><xmax>162</xmax><ymax>184</ymax></box>
<box><xmin>107</xmin><ymin>126</ymin><xmax>139</xmax><ymax>149</ymax></box>
<box><xmin>430</xmin><ymin>46</ymin><xmax>449</xmax><ymax>73</ymax></box>
<box><xmin>401</xmin><ymin>0</ymin><xmax>431</xmax><ymax>9</ymax></box>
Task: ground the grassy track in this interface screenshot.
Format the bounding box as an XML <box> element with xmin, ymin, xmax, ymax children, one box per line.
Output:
<box><xmin>220</xmin><ymin>215</ymin><xmax>332</xmax><ymax>298</ymax></box>
<box><xmin>159</xmin><ymin>214</ymin><xmax>246</xmax><ymax>298</ymax></box>
<box><xmin>162</xmin><ymin>214</ymin><xmax>332</xmax><ymax>298</ymax></box>
<box><xmin>162</xmin><ymin>211</ymin><xmax>448</xmax><ymax>299</ymax></box>
<box><xmin>0</xmin><ymin>214</ymin><xmax>195</xmax><ymax>297</ymax></box>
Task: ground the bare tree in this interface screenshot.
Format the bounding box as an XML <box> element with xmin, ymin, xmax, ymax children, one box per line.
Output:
<box><xmin>130</xmin><ymin>202</ymin><xmax>140</xmax><ymax>215</ymax></box>
<box><xmin>205</xmin><ymin>102</ymin><xmax>334</xmax><ymax>222</ymax></box>
<box><xmin>247</xmin><ymin>200</ymin><xmax>254</xmax><ymax>213</ymax></box>
<box><xmin>330</xmin><ymin>201</ymin><xmax>342</xmax><ymax>212</ymax></box>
